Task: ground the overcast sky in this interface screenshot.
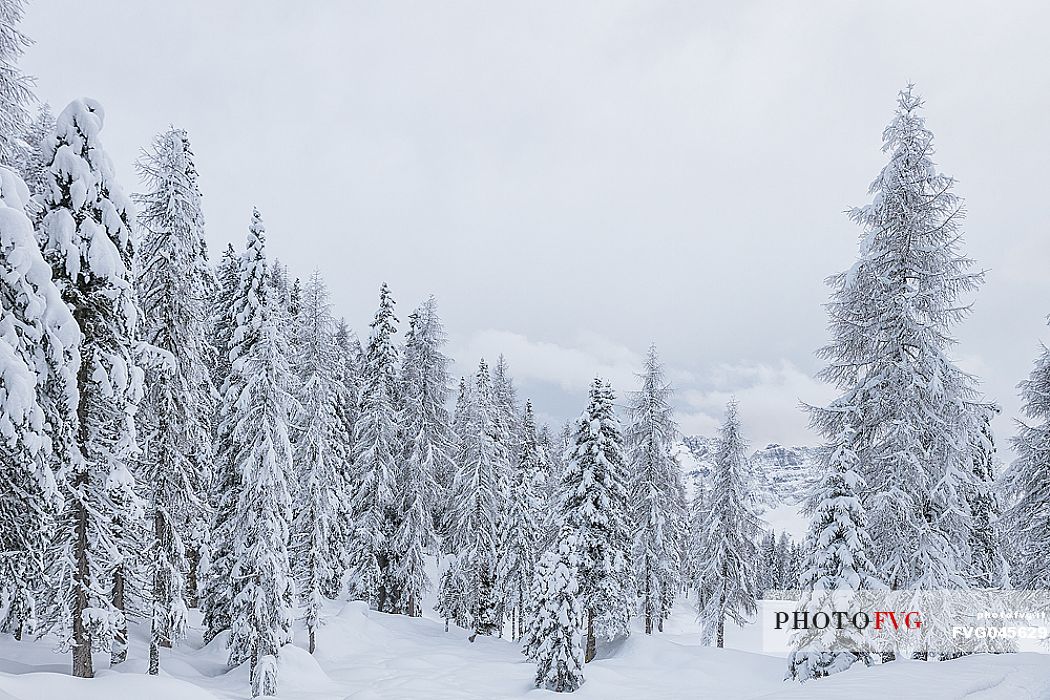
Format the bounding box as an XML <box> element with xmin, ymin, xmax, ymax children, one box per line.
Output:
<box><xmin>21</xmin><ymin>1</ymin><xmax>1050</xmax><ymax>451</ymax></box>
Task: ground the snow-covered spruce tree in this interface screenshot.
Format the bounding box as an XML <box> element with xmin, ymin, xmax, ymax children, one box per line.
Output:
<box><xmin>787</xmin><ymin>418</ymin><xmax>884</xmax><ymax>681</ymax></box>
<box><xmin>0</xmin><ymin>166</ymin><xmax>78</xmax><ymax>640</ymax></box>
<box><xmin>201</xmin><ymin>214</ymin><xmax>264</xmax><ymax>644</ymax></box>
<box><xmin>497</xmin><ymin>399</ymin><xmax>547</xmax><ymax>639</ymax></box>
<box><xmin>688</xmin><ymin>400</ymin><xmax>759</xmax><ymax>648</ymax></box>
<box><xmin>967</xmin><ymin>408</ymin><xmax>1007</xmax><ymax>589</ymax></box>
<box><xmin>810</xmin><ymin>86</ymin><xmax>986</xmax><ymax>602</ymax></box>
<box><xmin>492</xmin><ymin>354</ymin><xmax>521</xmax><ymax>460</ymax></box>
<box><xmin>626</xmin><ymin>345</ymin><xmax>687</xmax><ymax>634</ymax></box>
<box><xmin>36</xmin><ymin>99</ymin><xmax>144</xmax><ymax>677</ymax></box>
<box><xmin>289</xmin><ymin>271</ymin><xmax>344</xmax><ymax>653</ymax></box>
<box><xmin>328</xmin><ymin>318</ymin><xmax>361</xmax><ymax>590</ymax></box>
<box><xmin>560</xmin><ymin>377</ymin><xmax>632</xmax><ymax>662</ymax></box>
<box><xmin>447</xmin><ymin>359</ymin><xmax>509</xmax><ymax>637</ymax></box>
<box><xmin>438</xmin><ymin>375</ymin><xmax>471</xmax><ymax>546</ymax></box>
<box><xmin>435</xmin><ymin>555</ymin><xmax>471</xmax><ymax>632</ymax></box>
<box><xmin>349</xmin><ymin>283</ymin><xmax>402</xmax><ymax>611</ymax></box>
<box><xmin>775</xmin><ymin>532</ymin><xmax>798</xmax><ymax>590</ymax></box>
<box><xmin>225</xmin><ymin>220</ymin><xmax>296</xmax><ymax>698</ymax></box>
<box><xmin>391</xmin><ymin>296</ymin><xmax>453</xmax><ymax>617</ymax></box>
<box><xmin>527</xmin><ymin>529</ymin><xmax>586</xmax><ymax>693</ymax></box>
<box><xmin>0</xmin><ymin>0</ymin><xmax>32</xmax><ymax>168</ymax></box>
<box><xmin>1005</xmin><ymin>335</ymin><xmax>1050</xmax><ymax>590</ymax></box>
<box><xmin>134</xmin><ymin>127</ymin><xmax>216</xmax><ymax>674</ymax></box>
<box><xmin>758</xmin><ymin>531</ymin><xmax>778</xmax><ymax>598</ymax></box>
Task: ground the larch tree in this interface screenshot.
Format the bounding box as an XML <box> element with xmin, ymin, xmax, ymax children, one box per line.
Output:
<box><xmin>349</xmin><ymin>283</ymin><xmax>401</xmax><ymax>612</ymax></box>
<box><xmin>36</xmin><ymin>98</ymin><xmax>144</xmax><ymax>678</ymax></box>
<box><xmin>392</xmin><ymin>296</ymin><xmax>453</xmax><ymax>616</ymax></box>
<box><xmin>290</xmin><ymin>271</ymin><xmax>344</xmax><ymax>652</ymax></box>
<box><xmin>626</xmin><ymin>345</ymin><xmax>687</xmax><ymax>634</ymax></box>
<box><xmin>787</xmin><ymin>418</ymin><xmax>884</xmax><ymax>681</ymax></box>
<box><xmin>810</xmin><ymin>86</ymin><xmax>987</xmax><ymax>602</ymax></box>
<box><xmin>224</xmin><ymin>213</ymin><xmax>296</xmax><ymax>698</ymax></box>
<box><xmin>0</xmin><ymin>166</ymin><xmax>78</xmax><ymax>640</ymax></box>
<box><xmin>688</xmin><ymin>400</ymin><xmax>759</xmax><ymax>648</ymax></box>
<box><xmin>560</xmin><ymin>377</ymin><xmax>632</xmax><ymax>662</ymax></box>
<box><xmin>527</xmin><ymin>528</ymin><xmax>586</xmax><ymax>694</ymax></box>
<box><xmin>0</xmin><ymin>0</ymin><xmax>33</xmax><ymax>168</ymax></box>
<box><xmin>1005</xmin><ymin>332</ymin><xmax>1050</xmax><ymax>590</ymax></box>
<box><xmin>446</xmin><ymin>359</ymin><xmax>508</xmax><ymax>637</ymax></box>
<box><xmin>133</xmin><ymin>127</ymin><xmax>215</xmax><ymax>674</ymax></box>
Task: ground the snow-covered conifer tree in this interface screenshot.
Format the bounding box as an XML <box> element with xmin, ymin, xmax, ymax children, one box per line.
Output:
<box><xmin>527</xmin><ymin>529</ymin><xmax>585</xmax><ymax>693</ymax></box>
<box><xmin>1005</xmin><ymin>334</ymin><xmax>1050</xmax><ymax>590</ymax></box>
<box><xmin>289</xmin><ymin>271</ymin><xmax>344</xmax><ymax>652</ymax></box>
<box><xmin>688</xmin><ymin>400</ymin><xmax>759</xmax><ymax>648</ymax></box>
<box><xmin>391</xmin><ymin>296</ymin><xmax>453</xmax><ymax>616</ymax></box>
<box><xmin>966</xmin><ymin>408</ymin><xmax>1007</xmax><ymax>589</ymax></box>
<box><xmin>328</xmin><ymin>318</ymin><xmax>361</xmax><ymax>588</ymax></box>
<box><xmin>133</xmin><ymin>127</ymin><xmax>215</xmax><ymax>673</ymax></box>
<box><xmin>492</xmin><ymin>354</ymin><xmax>521</xmax><ymax>460</ymax></box>
<box><xmin>202</xmin><ymin>213</ymin><xmax>265</xmax><ymax>644</ymax></box>
<box><xmin>787</xmin><ymin>419</ymin><xmax>884</xmax><ymax>681</ymax></box>
<box><xmin>36</xmin><ymin>99</ymin><xmax>144</xmax><ymax>678</ymax></box>
<box><xmin>0</xmin><ymin>0</ymin><xmax>33</xmax><ymax>168</ymax></box>
<box><xmin>447</xmin><ymin>359</ymin><xmax>508</xmax><ymax>637</ymax></box>
<box><xmin>810</xmin><ymin>86</ymin><xmax>986</xmax><ymax>596</ymax></box>
<box><xmin>16</xmin><ymin>103</ymin><xmax>52</xmax><ymax>195</ymax></box>
<box><xmin>435</xmin><ymin>556</ymin><xmax>471</xmax><ymax>632</ymax></box>
<box><xmin>349</xmin><ymin>283</ymin><xmax>401</xmax><ymax>611</ymax></box>
<box><xmin>0</xmin><ymin>166</ymin><xmax>78</xmax><ymax>640</ymax></box>
<box><xmin>497</xmin><ymin>400</ymin><xmax>547</xmax><ymax>639</ymax></box>
<box><xmin>626</xmin><ymin>345</ymin><xmax>687</xmax><ymax>634</ymax></box>
<box><xmin>224</xmin><ymin>217</ymin><xmax>296</xmax><ymax>698</ymax></box>
<box><xmin>559</xmin><ymin>377</ymin><xmax>632</xmax><ymax>662</ymax></box>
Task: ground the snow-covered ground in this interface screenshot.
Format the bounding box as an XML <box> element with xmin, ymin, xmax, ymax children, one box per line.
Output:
<box><xmin>1</xmin><ymin>594</ymin><xmax>1047</xmax><ymax>700</ymax></box>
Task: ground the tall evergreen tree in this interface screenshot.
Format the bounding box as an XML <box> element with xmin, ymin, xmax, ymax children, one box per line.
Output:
<box><xmin>497</xmin><ymin>400</ymin><xmax>547</xmax><ymax>639</ymax></box>
<box><xmin>560</xmin><ymin>377</ymin><xmax>632</xmax><ymax>662</ymax></box>
<box><xmin>36</xmin><ymin>99</ymin><xmax>144</xmax><ymax>678</ymax></box>
<box><xmin>688</xmin><ymin>400</ymin><xmax>759</xmax><ymax>648</ymax></box>
<box><xmin>289</xmin><ymin>271</ymin><xmax>344</xmax><ymax>652</ymax></box>
<box><xmin>0</xmin><ymin>166</ymin><xmax>78</xmax><ymax>641</ymax></box>
<box><xmin>329</xmin><ymin>319</ymin><xmax>361</xmax><ymax>589</ymax></box>
<box><xmin>16</xmin><ymin>103</ymin><xmax>53</xmax><ymax>196</ymax></box>
<box><xmin>391</xmin><ymin>296</ymin><xmax>453</xmax><ymax>616</ymax></box>
<box><xmin>201</xmin><ymin>213</ymin><xmax>265</xmax><ymax>643</ymax></box>
<box><xmin>967</xmin><ymin>408</ymin><xmax>1008</xmax><ymax>589</ymax></box>
<box><xmin>810</xmin><ymin>86</ymin><xmax>986</xmax><ymax>598</ymax></box>
<box><xmin>0</xmin><ymin>0</ymin><xmax>33</xmax><ymax>168</ymax></box>
<box><xmin>1005</xmin><ymin>333</ymin><xmax>1050</xmax><ymax>590</ymax></box>
<box><xmin>626</xmin><ymin>345</ymin><xmax>686</xmax><ymax>634</ymax></box>
<box><xmin>133</xmin><ymin>127</ymin><xmax>215</xmax><ymax>674</ymax></box>
<box><xmin>787</xmin><ymin>419</ymin><xmax>884</xmax><ymax>681</ymax></box>
<box><xmin>527</xmin><ymin>529</ymin><xmax>586</xmax><ymax>693</ymax></box>
<box><xmin>349</xmin><ymin>283</ymin><xmax>401</xmax><ymax>611</ymax></box>
<box><xmin>224</xmin><ymin>215</ymin><xmax>296</xmax><ymax>698</ymax></box>
<box><xmin>446</xmin><ymin>359</ymin><xmax>508</xmax><ymax>637</ymax></box>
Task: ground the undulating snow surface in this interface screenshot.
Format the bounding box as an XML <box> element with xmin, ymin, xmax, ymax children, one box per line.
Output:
<box><xmin>0</xmin><ymin>595</ymin><xmax>1046</xmax><ymax>699</ymax></box>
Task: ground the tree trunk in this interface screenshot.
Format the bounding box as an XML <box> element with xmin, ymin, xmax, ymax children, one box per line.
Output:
<box><xmin>186</xmin><ymin>544</ymin><xmax>200</xmax><ymax>609</ymax></box>
<box><xmin>716</xmin><ymin>614</ymin><xmax>725</xmax><ymax>648</ymax></box>
<box><xmin>148</xmin><ymin>640</ymin><xmax>159</xmax><ymax>675</ymax></box>
<box><xmin>309</xmin><ymin>626</ymin><xmax>316</xmax><ymax>654</ymax></box>
<box><xmin>72</xmin><ymin>483</ymin><xmax>93</xmax><ymax>678</ymax></box>
<box><xmin>111</xmin><ymin>567</ymin><xmax>127</xmax><ymax>666</ymax></box>
<box><xmin>585</xmin><ymin>609</ymin><xmax>596</xmax><ymax>663</ymax></box>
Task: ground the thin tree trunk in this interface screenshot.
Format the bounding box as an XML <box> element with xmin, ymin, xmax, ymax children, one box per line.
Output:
<box><xmin>111</xmin><ymin>567</ymin><xmax>127</xmax><ymax>666</ymax></box>
<box><xmin>585</xmin><ymin>609</ymin><xmax>596</xmax><ymax>663</ymax></box>
<box><xmin>716</xmin><ymin>615</ymin><xmax>725</xmax><ymax>648</ymax></box>
<box><xmin>309</xmin><ymin>626</ymin><xmax>316</xmax><ymax>654</ymax></box>
<box><xmin>72</xmin><ymin>482</ymin><xmax>93</xmax><ymax>678</ymax></box>
<box><xmin>148</xmin><ymin>640</ymin><xmax>159</xmax><ymax>675</ymax></box>
<box><xmin>186</xmin><ymin>544</ymin><xmax>200</xmax><ymax>609</ymax></box>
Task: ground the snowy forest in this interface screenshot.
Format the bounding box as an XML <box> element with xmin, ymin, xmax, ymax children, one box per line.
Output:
<box><xmin>2</xmin><ymin>1</ymin><xmax>1050</xmax><ymax>699</ymax></box>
